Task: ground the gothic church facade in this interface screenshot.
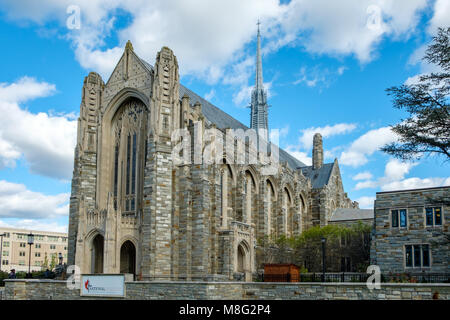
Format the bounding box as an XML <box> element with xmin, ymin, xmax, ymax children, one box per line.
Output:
<box><xmin>68</xmin><ymin>33</ymin><xmax>358</xmax><ymax>281</ymax></box>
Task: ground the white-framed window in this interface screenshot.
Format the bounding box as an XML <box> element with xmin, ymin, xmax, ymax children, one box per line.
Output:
<box><xmin>19</xmin><ymin>251</ymin><xmax>25</xmax><ymax>256</ymax></box>
<box><xmin>19</xmin><ymin>242</ymin><xmax>26</xmax><ymax>248</ymax></box>
<box><xmin>405</xmin><ymin>244</ymin><xmax>431</xmax><ymax>268</ymax></box>
<box><xmin>425</xmin><ymin>207</ymin><xmax>443</xmax><ymax>227</ymax></box>
<box><xmin>391</xmin><ymin>209</ymin><xmax>407</xmax><ymax>228</ymax></box>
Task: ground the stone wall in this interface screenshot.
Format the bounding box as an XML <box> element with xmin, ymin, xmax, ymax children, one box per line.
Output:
<box><xmin>372</xmin><ymin>187</ymin><xmax>449</xmax><ymax>273</ymax></box>
<box><xmin>3</xmin><ymin>279</ymin><xmax>449</xmax><ymax>300</ymax></box>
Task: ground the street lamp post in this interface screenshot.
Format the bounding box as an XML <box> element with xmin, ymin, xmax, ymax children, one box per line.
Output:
<box><xmin>0</xmin><ymin>233</ymin><xmax>6</xmax><ymax>272</ymax></box>
<box><xmin>27</xmin><ymin>233</ymin><xmax>34</xmax><ymax>278</ymax></box>
<box><xmin>321</xmin><ymin>237</ymin><xmax>326</xmax><ymax>282</ymax></box>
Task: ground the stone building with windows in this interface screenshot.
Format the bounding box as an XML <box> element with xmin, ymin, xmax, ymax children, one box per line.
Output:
<box><xmin>68</xmin><ymin>29</ymin><xmax>360</xmax><ymax>281</ymax></box>
<box><xmin>0</xmin><ymin>227</ymin><xmax>68</xmax><ymax>273</ymax></box>
<box><xmin>371</xmin><ymin>186</ymin><xmax>449</xmax><ymax>273</ymax></box>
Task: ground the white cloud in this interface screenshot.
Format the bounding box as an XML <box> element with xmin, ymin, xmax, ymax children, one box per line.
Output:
<box><xmin>323</xmin><ymin>146</ymin><xmax>344</xmax><ymax>161</ymax></box>
<box><xmin>285</xmin><ymin>148</ymin><xmax>312</xmax><ymax>166</ymax></box>
<box><xmin>233</xmin><ymin>81</ymin><xmax>273</xmax><ymax>107</ymax></box>
<box><xmin>355</xmin><ymin>158</ymin><xmax>415</xmax><ymax>190</ymax></box>
<box><xmin>384</xmin><ymin>159</ymin><xmax>417</xmax><ymax>181</ymax></box>
<box><xmin>355</xmin><ymin>196</ymin><xmax>375</xmax><ymax>209</ymax></box>
<box><xmin>0</xmin><ymin>219</ymin><xmax>68</xmax><ymax>233</ymax></box>
<box><xmin>353</xmin><ymin>171</ymin><xmax>373</xmax><ymax>181</ymax></box>
<box><xmin>0</xmin><ymin>77</ymin><xmax>77</xmax><ymax>179</ymax></box>
<box><xmin>337</xmin><ymin>66</ymin><xmax>347</xmax><ymax>75</ymax></box>
<box><xmin>0</xmin><ymin>180</ymin><xmax>69</xmax><ymax>219</ymax></box>
<box><xmin>233</xmin><ymin>85</ymin><xmax>253</xmax><ymax>107</ymax></box>
<box><xmin>405</xmin><ymin>0</ymin><xmax>449</xmax><ymax>86</ymax></box>
<box><xmin>0</xmin><ymin>139</ymin><xmax>21</xmax><ymax>169</ymax></box>
<box><xmin>0</xmin><ymin>76</ymin><xmax>56</xmax><ymax>103</ymax></box>
<box><xmin>299</xmin><ymin>123</ymin><xmax>357</xmax><ymax>150</ymax></box>
<box><xmin>204</xmin><ymin>89</ymin><xmax>215</xmax><ymax>101</ymax></box>
<box><xmin>285</xmin><ymin>123</ymin><xmax>355</xmax><ymax>166</ymax></box>
<box><xmin>293</xmin><ymin>65</ymin><xmax>347</xmax><ymax>88</ymax></box>
<box><xmin>0</xmin><ymin>0</ymin><xmax>432</xmax><ymax>86</ymax></box>
<box><xmin>277</xmin><ymin>0</ymin><xmax>427</xmax><ymax>63</ymax></box>
<box><xmin>271</xmin><ymin>125</ymin><xmax>289</xmax><ymax>142</ymax></box>
<box><xmin>75</xmin><ymin>45</ymin><xmax>123</xmax><ymax>79</ymax></box>
<box><xmin>339</xmin><ymin>126</ymin><xmax>397</xmax><ymax>167</ymax></box>
<box><xmin>354</xmin><ymin>180</ymin><xmax>378</xmax><ymax>190</ymax></box>
<box><xmin>381</xmin><ymin>177</ymin><xmax>450</xmax><ymax>191</ymax></box>
<box><xmin>428</xmin><ymin>0</ymin><xmax>450</xmax><ymax>35</ymax></box>
<box><xmin>354</xmin><ymin>158</ymin><xmax>449</xmax><ymax>192</ymax></box>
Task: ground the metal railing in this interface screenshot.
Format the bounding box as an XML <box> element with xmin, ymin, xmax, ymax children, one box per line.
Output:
<box><xmin>259</xmin><ymin>272</ymin><xmax>450</xmax><ymax>283</ymax></box>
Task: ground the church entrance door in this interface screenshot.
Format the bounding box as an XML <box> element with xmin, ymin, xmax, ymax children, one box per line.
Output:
<box><xmin>120</xmin><ymin>240</ymin><xmax>136</xmax><ymax>277</ymax></box>
<box><xmin>92</xmin><ymin>234</ymin><xmax>104</xmax><ymax>273</ymax></box>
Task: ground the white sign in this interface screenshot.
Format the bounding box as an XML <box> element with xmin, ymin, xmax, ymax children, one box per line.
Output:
<box><xmin>80</xmin><ymin>274</ymin><xmax>125</xmax><ymax>297</ymax></box>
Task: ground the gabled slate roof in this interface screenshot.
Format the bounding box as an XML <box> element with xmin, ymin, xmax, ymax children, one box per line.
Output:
<box><xmin>329</xmin><ymin>208</ymin><xmax>374</xmax><ymax>222</ymax></box>
<box><xmin>138</xmin><ymin>57</ymin><xmax>307</xmax><ymax>169</ymax></box>
<box><xmin>299</xmin><ymin>163</ymin><xmax>335</xmax><ymax>189</ymax></box>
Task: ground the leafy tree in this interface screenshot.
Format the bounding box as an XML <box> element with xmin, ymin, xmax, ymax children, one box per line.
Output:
<box><xmin>42</xmin><ymin>253</ymin><xmax>49</xmax><ymax>270</ymax></box>
<box><xmin>256</xmin><ymin>222</ymin><xmax>372</xmax><ymax>273</ymax></box>
<box><xmin>50</xmin><ymin>254</ymin><xmax>57</xmax><ymax>270</ymax></box>
<box><xmin>381</xmin><ymin>27</ymin><xmax>450</xmax><ymax>161</ymax></box>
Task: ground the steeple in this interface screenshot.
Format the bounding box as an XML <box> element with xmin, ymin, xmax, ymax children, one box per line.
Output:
<box><xmin>255</xmin><ymin>21</ymin><xmax>263</xmax><ymax>92</ymax></box>
<box><xmin>250</xmin><ymin>20</ymin><xmax>269</xmax><ymax>142</ymax></box>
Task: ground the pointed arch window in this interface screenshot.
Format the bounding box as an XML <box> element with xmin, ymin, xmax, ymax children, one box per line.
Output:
<box><xmin>113</xmin><ymin>144</ymin><xmax>119</xmax><ymax>209</ymax></box>
<box><xmin>124</xmin><ymin>133</ymin><xmax>137</xmax><ymax>212</ymax></box>
<box><xmin>283</xmin><ymin>188</ymin><xmax>292</xmax><ymax>236</ymax></box>
<box><xmin>244</xmin><ymin>172</ymin><xmax>255</xmax><ymax>225</ymax></box>
<box><xmin>111</xmin><ymin>98</ymin><xmax>147</xmax><ymax>215</ymax></box>
<box><xmin>266</xmin><ymin>180</ymin><xmax>275</xmax><ymax>237</ymax></box>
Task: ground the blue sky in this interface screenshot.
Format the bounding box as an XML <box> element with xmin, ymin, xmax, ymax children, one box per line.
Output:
<box><xmin>0</xmin><ymin>0</ymin><xmax>448</xmax><ymax>233</ymax></box>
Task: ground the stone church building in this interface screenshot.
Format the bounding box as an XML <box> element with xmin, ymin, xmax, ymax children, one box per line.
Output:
<box><xmin>68</xmin><ymin>28</ymin><xmax>359</xmax><ymax>281</ymax></box>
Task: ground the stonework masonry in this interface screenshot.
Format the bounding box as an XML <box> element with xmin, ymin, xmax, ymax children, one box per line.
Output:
<box><xmin>3</xmin><ymin>279</ymin><xmax>449</xmax><ymax>300</ymax></box>
<box><xmin>371</xmin><ymin>186</ymin><xmax>449</xmax><ymax>273</ymax></box>
<box><xmin>68</xmin><ymin>40</ymin><xmax>361</xmax><ymax>282</ymax></box>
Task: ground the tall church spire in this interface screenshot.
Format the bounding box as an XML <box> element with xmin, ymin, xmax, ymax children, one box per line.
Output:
<box><xmin>250</xmin><ymin>20</ymin><xmax>269</xmax><ymax>142</ymax></box>
<box><xmin>255</xmin><ymin>20</ymin><xmax>263</xmax><ymax>92</ymax></box>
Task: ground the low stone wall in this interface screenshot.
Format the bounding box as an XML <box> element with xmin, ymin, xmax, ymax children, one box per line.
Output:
<box><xmin>3</xmin><ymin>279</ymin><xmax>450</xmax><ymax>300</ymax></box>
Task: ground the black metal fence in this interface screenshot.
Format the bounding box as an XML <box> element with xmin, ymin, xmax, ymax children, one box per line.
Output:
<box><xmin>258</xmin><ymin>272</ymin><xmax>450</xmax><ymax>283</ymax></box>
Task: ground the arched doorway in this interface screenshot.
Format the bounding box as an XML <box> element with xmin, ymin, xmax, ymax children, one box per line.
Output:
<box><xmin>237</xmin><ymin>245</ymin><xmax>246</xmax><ymax>273</ymax></box>
<box><xmin>120</xmin><ymin>241</ymin><xmax>136</xmax><ymax>276</ymax></box>
<box><xmin>92</xmin><ymin>234</ymin><xmax>104</xmax><ymax>274</ymax></box>
<box><xmin>236</xmin><ymin>241</ymin><xmax>252</xmax><ymax>281</ymax></box>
